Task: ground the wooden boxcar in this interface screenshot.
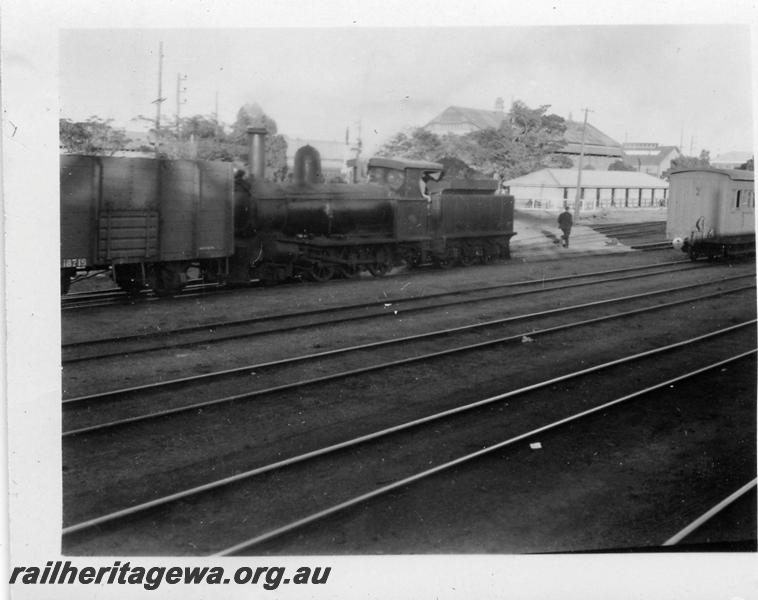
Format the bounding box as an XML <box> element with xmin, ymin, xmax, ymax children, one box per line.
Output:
<box><xmin>60</xmin><ymin>155</ymin><xmax>234</xmax><ymax>294</ymax></box>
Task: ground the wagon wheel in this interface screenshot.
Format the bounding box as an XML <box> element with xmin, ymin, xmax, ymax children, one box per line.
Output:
<box><xmin>114</xmin><ymin>265</ymin><xmax>146</xmax><ymax>295</ymax></box>
<box><xmin>306</xmin><ymin>262</ymin><xmax>336</xmax><ymax>282</ymax></box>
<box><xmin>61</xmin><ymin>269</ymin><xmax>75</xmax><ymax>295</ymax></box>
<box><xmin>688</xmin><ymin>245</ymin><xmax>699</xmax><ymax>262</ymax></box>
<box><xmin>149</xmin><ymin>262</ymin><xmax>188</xmax><ymax>296</ymax></box>
<box><xmin>458</xmin><ymin>250</ymin><xmax>475</xmax><ymax>267</ymax></box>
<box><xmin>433</xmin><ymin>256</ymin><xmax>451</xmax><ymax>269</ymax></box>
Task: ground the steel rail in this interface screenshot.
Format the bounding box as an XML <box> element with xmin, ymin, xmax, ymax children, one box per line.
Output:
<box><xmin>62</xmin><ymin>326</ymin><xmax>756</xmax><ymax>537</ymax></box>
<box><xmin>211</xmin><ymin>348</ymin><xmax>757</xmax><ymax>556</ymax></box>
<box><xmin>61</xmin><ymin>277</ymin><xmax>755</xmax><ymax>418</ymax></box>
<box><xmin>662</xmin><ymin>478</ymin><xmax>758</xmax><ymax>546</ymax></box>
<box><xmin>62</xmin><ymin>259</ymin><xmax>697</xmax><ymax>354</ymax></box>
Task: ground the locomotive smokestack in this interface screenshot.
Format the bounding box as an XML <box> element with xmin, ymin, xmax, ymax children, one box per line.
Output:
<box><xmin>246</xmin><ymin>126</ymin><xmax>267</xmax><ymax>181</ymax></box>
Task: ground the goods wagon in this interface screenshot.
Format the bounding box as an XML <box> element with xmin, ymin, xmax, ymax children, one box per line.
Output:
<box><xmin>60</xmin><ymin>155</ymin><xmax>234</xmax><ymax>294</ymax></box>
<box><xmin>667</xmin><ymin>168</ymin><xmax>755</xmax><ymax>260</ymax></box>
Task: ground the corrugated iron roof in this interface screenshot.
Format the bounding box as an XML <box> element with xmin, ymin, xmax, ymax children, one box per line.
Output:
<box><xmin>504</xmin><ymin>168</ymin><xmax>669</xmax><ymax>188</ymax></box>
<box><xmin>563</xmin><ymin>120</ymin><xmax>621</xmax><ymax>149</ymax></box>
<box><xmin>559</xmin><ymin>121</ymin><xmax>623</xmax><ymax>157</ymax></box>
<box><xmin>424</xmin><ymin>106</ymin><xmax>506</xmax><ymax>131</ymax></box>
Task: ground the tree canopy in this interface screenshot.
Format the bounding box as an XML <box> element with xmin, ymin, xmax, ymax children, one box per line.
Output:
<box><xmin>377</xmin><ymin>100</ymin><xmax>570</xmax><ymax>180</ymax></box>
<box><xmin>737</xmin><ymin>157</ymin><xmax>754</xmax><ymax>171</ymax></box>
<box><xmin>608</xmin><ymin>159</ymin><xmax>637</xmax><ymax>172</ymax></box>
<box><xmin>59</xmin><ymin>117</ymin><xmax>132</xmax><ymax>156</ymax></box>
<box><xmin>662</xmin><ymin>150</ymin><xmax>711</xmax><ymax>178</ymax></box>
<box><xmin>59</xmin><ymin>102</ymin><xmax>289</xmax><ymax>180</ymax></box>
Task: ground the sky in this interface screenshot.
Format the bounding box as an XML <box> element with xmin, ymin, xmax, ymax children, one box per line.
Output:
<box><xmin>59</xmin><ymin>24</ymin><xmax>754</xmax><ymax>158</ymax></box>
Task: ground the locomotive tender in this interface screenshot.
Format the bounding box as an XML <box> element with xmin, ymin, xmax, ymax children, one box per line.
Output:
<box><xmin>60</xmin><ymin>127</ymin><xmax>516</xmax><ymax>294</ymax></box>
<box><xmin>667</xmin><ymin>167</ymin><xmax>755</xmax><ymax>260</ymax></box>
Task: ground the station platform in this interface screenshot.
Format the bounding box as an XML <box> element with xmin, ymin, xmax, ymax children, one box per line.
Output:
<box><xmin>510</xmin><ymin>216</ymin><xmax>631</xmax><ymax>260</ymax></box>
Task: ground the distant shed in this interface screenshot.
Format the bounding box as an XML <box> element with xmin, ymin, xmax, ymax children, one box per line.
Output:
<box><xmin>503</xmin><ymin>168</ymin><xmax>669</xmax><ymax>211</ymax></box>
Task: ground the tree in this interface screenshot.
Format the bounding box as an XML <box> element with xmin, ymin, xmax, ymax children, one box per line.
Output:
<box><xmin>376</xmin><ymin>128</ymin><xmax>448</xmax><ymax>162</ymax></box>
<box><xmin>178</xmin><ymin>114</ymin><xmax>223</xmax><ymax>140</ymax></box>
<box><xmin>663</xmin><ymin>149</ymin><xmax>711</xmax><ymax>177</ymax></box>
<box><xmin>437</xmin><ymin>156</ymin><xmax>484</xmax><ymax>180</ymax></box>
<box><xmin>737</xmin><ymin>157</ymin><xmax>754</xmax><ymax>171</ymax></box>
<box><xmin>608</xmin><ymin>160</ymin><xmax>637</xmax><ymax>171</ymax></box>
<box><xmin>229</xmin><ymin>103</ymin><xmax>288</xmax><ymax>179</ymax></box>
<box><xmin>463</xmin><ymin>102</ymin><xmax>568</xmax><ymax>179</ymax></box>
<box><xmin>230</xmin><ymin>103</ymin><xmax>279</xmax><ymax>140</ymax></box>
<box><xmin>59</xmin><ymin>117</ymin><xmax>131</xmax><ymax>155</ymax></box>
<box><xmin>376</xmin><ymin>101</ymin><xmax>569</xmax><ymax>181</ymax></box>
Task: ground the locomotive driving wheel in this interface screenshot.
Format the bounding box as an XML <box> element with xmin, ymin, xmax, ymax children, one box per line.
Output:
<box><xmin>337</xmin><ymin>249</ymin><xmax>361</xmax><ymax>279</ymax></box>
<box><xmin>306</xmin><ymin>262</ymin><xmax>336</xmax><ymax>282</ymax></box>
<box><xmin>368</xmin><ymin>246</ymin><xmax>392</xmax><ymax>277</ymax></box>
<box><xmin>368</xmin><ymin>262</ymin><xmax>390</xmax><ymax>277</ymax></box>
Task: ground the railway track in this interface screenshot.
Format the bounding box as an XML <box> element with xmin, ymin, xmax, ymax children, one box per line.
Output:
<box><xmin>62</xmin><ymin>260</ymin><xmax>707</xmax><ymax>363</ymax></box>
<box><xmin>663</xmin><ymin>479</ymin><xmax>757</xmax><ymax>548</ymax></box>
<box><xmin>62</xmin><ymin>325</ymin><xmax>756</xmax><ymax>555</ymax></box>
<box><xmin>60</xmin><ymin>220</ymin><xmax>671</xmax><ymax>311</ymax></box>
<box><xmin>61</xmin><ymin>273</ymin><xmax>756</xmax><ymax>434</ymax></box>
<box><xmin>60</xmin><ymin>247</ymin><xmax>757</xmax><ymax>555</ymax></box>
<box><xmin>61</xmin><ymin>280</ymin><xmax>224</xmax><ymax>310</ymax></box>
<box><xmin>588</xmin><ymin>220</ymin><xmax>666</xmax><ymax>237</ymax></box>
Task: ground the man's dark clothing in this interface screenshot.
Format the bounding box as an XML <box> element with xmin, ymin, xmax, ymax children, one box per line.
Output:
<box><xmin>558</xmin><ymin>210</ymin><xmax>573</xmax><ymax>247</ymax></box>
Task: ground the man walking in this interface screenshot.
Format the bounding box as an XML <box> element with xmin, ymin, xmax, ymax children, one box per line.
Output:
<box><xmin>558</xmin><ymin>206</ymin><xmax>573</xmax><ymax>248</ymax></box>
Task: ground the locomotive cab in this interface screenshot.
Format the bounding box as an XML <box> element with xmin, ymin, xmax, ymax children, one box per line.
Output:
<box><xmin>366</xmin><ymin>157</ymin><xmax>444</xmax><ymax>199</ymax></box>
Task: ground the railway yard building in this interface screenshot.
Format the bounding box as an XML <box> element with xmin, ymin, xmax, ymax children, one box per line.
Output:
<box><xmin>504</xmin><ymin>168</ymin><xmax>670</xmax><ymax>211</ymax></box>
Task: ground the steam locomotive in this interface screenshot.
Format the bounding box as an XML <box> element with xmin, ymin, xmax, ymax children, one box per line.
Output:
<box><xmin>60</xmin><ymin>128</ymin><xmax>516</xmax><ymax>295</ymax></box>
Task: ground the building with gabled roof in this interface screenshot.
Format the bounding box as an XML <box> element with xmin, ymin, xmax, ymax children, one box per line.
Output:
<box><xmin>621</xmin><ymin>143</ymin><xmax>682</xmax><ymax>177</ymax></box>
<box><xmin>504</xmin><ymin>168</ymin><xmax>669</xmax><ymax>211</ymax></box>
<box><xmin>423</xmin><ymin>100</ymin><xmax>623</xmax><ymax>169</ymax></box>
<box><xmin>424</xmin><ymin>104</ymin><xmax>506</xmax><ymax>136</ymax></box>
<box><xmin>556</xmin><ymin>120</ymin><xmax>624</xmax><ymax>169</ymax></box>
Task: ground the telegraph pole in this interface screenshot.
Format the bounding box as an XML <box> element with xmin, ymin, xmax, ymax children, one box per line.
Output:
<box><xmin>573</xmin><ymin>107</ymin><xmax>592</xmax><ymax>221</ymax></box>
<box><xmin>152</xmin><ymin>42</ymin><xmax>167</xmax><ymax>153</ymax></box>
<box><xmin>175</xmin><ymin>73</ymin><xmax>188</xmax><ymax>137</ymax></box>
